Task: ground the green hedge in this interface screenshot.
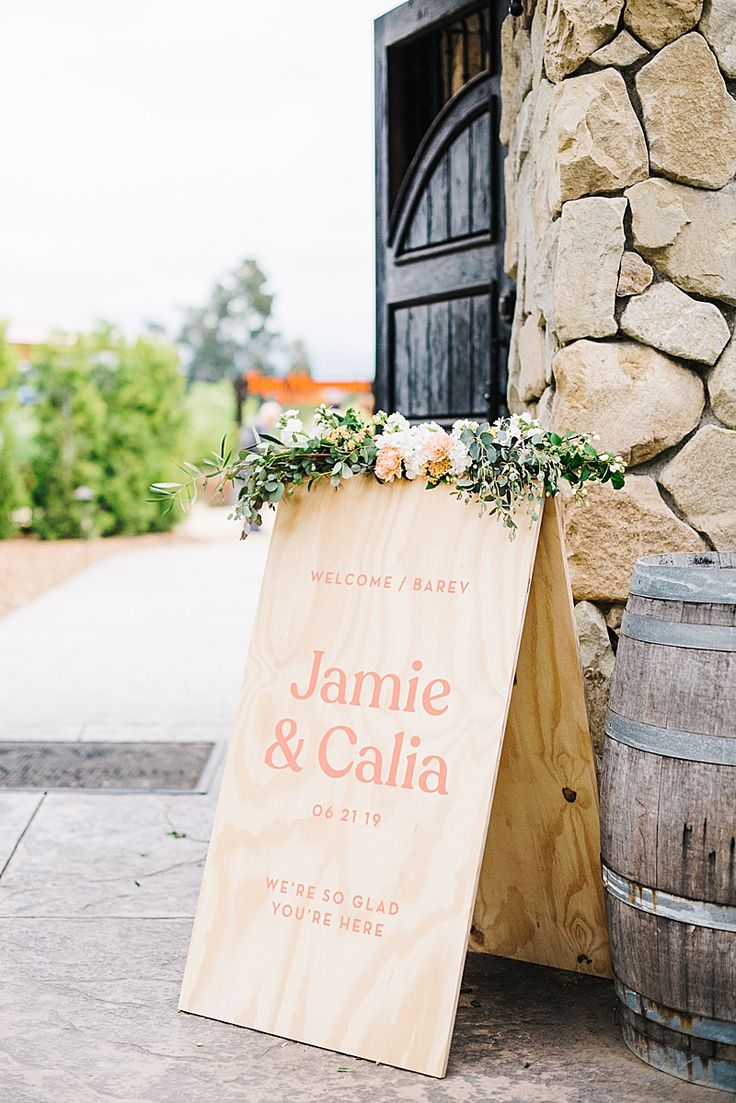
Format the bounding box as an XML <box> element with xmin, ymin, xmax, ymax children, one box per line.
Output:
<box><xmin>0</xmin><ymin>328</ymin><xmax>19</xmax><ymax>538</ymax></box>
<box><xmin>30</xmin><ymin>328</ymin><xmax>186</xmax><ymax>539</ymax></box>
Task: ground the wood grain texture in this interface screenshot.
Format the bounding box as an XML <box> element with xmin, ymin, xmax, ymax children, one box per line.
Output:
<box><xmin>391</xmin><ymin>295</ymin><xmax>494</xmax><ymax>421</ymax></box>
<box><xmin>449</xmin><ymin>127</ymin><xmax>471</xmax><ymax>238</ymax></box>
<box><xmin>606</xmin><ymin>897</ymin><xmax>736</xmax><ymax>1020</ymax></box>
<box><xmin>627</xmin><ymin>593</ymin><xmax>736</xmax><ymax>627</ymax></box>
<box><xmin>470</xmin><ymin>112</ymin><xmax>491</xmax><ymax>233</ymax></box>
<box><xmin>180</xmin><ymin>478</ymin><xmax>544</xmax><ymax>1077</ymax></box>
<box><xmin>448</xmin><ymin>297</ymin><xmax>472</xmax><ymax>412</ymax></box>
<box><xmin>599</xmin><ymin>737</ymin><xmax>662</xmax><ymax>890</ymax></box>
<box><xmin>602</xmin><ymin>559</ymin><xmax>736</xmax><ymax>1071</ymax></box>
<box><xmin>401</xmin><ymin>110</ymin><xmax>491</xmax><ymax>254</ymax></box>
<box><xmin>602</xmin><ymin>741</ymin><xmax>736</xmax><ymax>906</ymax></box>
<box><xmin>604</xmin><ymin>581</ymin><xmax>736</xmax><ymax>905</ymax></box>
<box><xmin>609</xmin><ymin>596</ymin><xmax>736</xmax><ymax>737</ymax></box>
<box><xmin>471</xmin><ymin>501</ymin><xmax>612</xmax><ymax>979</ymax></box>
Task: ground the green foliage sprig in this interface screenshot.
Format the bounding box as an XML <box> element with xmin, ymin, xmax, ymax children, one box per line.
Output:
<box><xmin>152</xmin><ymin>406</ymin><xmax>625</xmax><ymax>537</ymax></box>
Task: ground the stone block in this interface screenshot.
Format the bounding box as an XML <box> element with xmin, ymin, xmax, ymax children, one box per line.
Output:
<box><xmin>518</xmin><ymin>314</ymin><xmax>548</xmax><ymax>402</ymax></box>
<box><xmin>552</xmin><ymin>196</ymin><xmax>626</xmax><ymax>344</ymax></box>
<box><xmin>543</xmin><ymin>0</ymin><xmax>624</xmax><ymax>81</ymax></box>
<box><xmin>659</xmin><ymin>425</ymin><xmax>736</xmax><ymax>545</ymax></box>
<box><xmin>501</xmin><ymin>23</ymin><xmax>534</xmax><ymax>145</ymax></box>
<box><xmin>547</xmin><ymin>69</ymin><xmax>648</xmax><ymax>213</ymax></box>
<box><xmin>574</xmin><ymin>601</ymin><xmax>615</xmax><ymax>761</ymax></box>
<box><xmin>708</xmin><ymin>331</ymin><xmax>736</xmax><ymax>428</ymax></box>
<box><xmin>627</xmin><ymin>177</ymin><xmax>736</xmax><ymax>305</ymax></box>
<box><xmin>635</xmin><ymin>33</ymin><xmax>736</xmax><ymax>189</ymax></box>
<box><xmin>590</xmin><ymin>30</ymin><xmax>650</xmax><ymax>67</ymax></box>
<box><xmin>620</xmin><ymin>282</ymin><xmax>730</xmax><ymax>365</ymax></box>
<box><xmin>624</xmin><ymin>0</ymin><xmax>703</xmax><ymax>49</ymax></box>
<box><xmin>616</xmin><ymin>252</ymin><xmax>653</xmax><ymax>297</ymax></box>
<box><xmin>551</xmin><ymin>338</ymin><xmax>704</xmax><ymax>464</ymax></box>
<box><xmin>700</xmin><ymin>0</ymin><xmax>736</xmax><ymax>77</ymax></box>
<box><xmin>537</xmin><ymin>385</ymin><xmax>555</xmax><ymax>427</ymax></box>
<box><xmin>563</xmin><ymin>477</ymin><xmax>707</xmax><ymax>603</ymax></box>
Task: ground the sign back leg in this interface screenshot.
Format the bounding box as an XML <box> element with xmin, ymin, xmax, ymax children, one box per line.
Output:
<box><xmin>471</xmin><ymin>499</ymin><xmax>612</xmax><ymax>978</ymax></box>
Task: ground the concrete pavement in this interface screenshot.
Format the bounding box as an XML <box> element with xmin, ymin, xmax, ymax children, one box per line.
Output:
<box><xmin>0</xmin><ymin>509</ymin><xmax>729</xmax><ymax>1102</ymax></box>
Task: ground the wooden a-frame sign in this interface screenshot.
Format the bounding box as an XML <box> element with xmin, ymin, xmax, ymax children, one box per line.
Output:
<box><xmin>180</xmin><ymin>479</ymin><xmax>611</xmax><ymax>1077</ymax></box>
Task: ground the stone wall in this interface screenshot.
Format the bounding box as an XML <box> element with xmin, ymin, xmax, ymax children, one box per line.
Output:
<box><xmin>502</xmin><ymin>0</ymin><xmax>736</xmax><ymax>756</ymax></box>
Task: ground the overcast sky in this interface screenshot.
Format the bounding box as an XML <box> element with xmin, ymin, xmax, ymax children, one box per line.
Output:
<box><xmin>2</xmin><ymin>0</ymin><xmax>393</xmax><ymax>379</ymax></box>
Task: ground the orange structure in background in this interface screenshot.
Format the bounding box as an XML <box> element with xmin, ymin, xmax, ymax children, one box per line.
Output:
<box><xmin>246</xmin><ymin>371</ymin><xmax>373</xmax><ymax>408</ymax></box>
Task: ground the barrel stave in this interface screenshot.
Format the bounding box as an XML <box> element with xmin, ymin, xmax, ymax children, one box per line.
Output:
<box><xmin>609</xmin><ymin>635</ymin><xmax>736</xmax><ymax>737</ymax></box>
<box><xmin>606</xmin><ymin>897</ymin><xmax>735</xmax><ymax>1021</ymax></box>
<box><xmin>600</xmin><ymin>738</ymin><xmax>661</xmax><ymax>888</ymax></box>
<box><xmin>656</xmin><ymin>756</ymin><xmax>736</xmax><ymax>905</ymax></box>
<box><xmin>601</xmin><ymin>739</ymin><xmax>736</xmax><ymax>905</ymax></box>
<box><xmin>622</xmin><ymin>1007</ymin><xmax>736</xmax><ymax>1065</ymax></box>
<box><xmin>625</xmin><ymin>593</ymin><xmax>736</xmax><ymax>627</ymax></box>
<box><xmin>679</xmin><ymin>601</ymin><xmax>736</xmax><ymax>627</ymax></box>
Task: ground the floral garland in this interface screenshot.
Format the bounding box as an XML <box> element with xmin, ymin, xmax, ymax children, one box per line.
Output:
<box><xmin>151</xmin><ymin>405</ymin><xmax>625</xmax><ymax>537</ymax></box>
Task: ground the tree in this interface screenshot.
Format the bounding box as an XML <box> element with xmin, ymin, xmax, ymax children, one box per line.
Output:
<box><xmin>178</xmin><ymin>259</ymin><xmax>279</xmax><ymax>390</ymax></box>
<box><xmin>286</xmin><ymin>339</ymin><xmax>312</xmax><ymax>377</ymax></box>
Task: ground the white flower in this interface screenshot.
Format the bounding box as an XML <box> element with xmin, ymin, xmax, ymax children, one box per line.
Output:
<box><xmin>449</xmin><ymin>437</ymin><xmax>471</xmax><ymax>476</ymax></box>
<box><xmin>383</xmin><ymin>411</ymin><xmax>410</xmax><ymax>433</ymax></box>
<box><xmin>491</xmin><ymin>413</ymin><xmax>542</xmax><ymax>445</ymax></box>
<box><xmin>452</xmin><ymin>418</ymin><xmax>478</xmax><ymax>434</ymax></box>
<box><xmin>506</xmin><ymin>414</ymin><xmax>525</xmax><ymax>441</ymax></box>
<box><xmin>313</xmin><ymin>404</ymin><xmax>338</xmax><ymax>432</ymax></box>
<box><xmin>450</xmin><ymin>420</ymin><xmax>476</xmax><ymax>476</ymax></box>
<box><xmin>280</xmin><ymin>416</ymin><xmax>304</xmax><ymax>445</ymax></box>
<box><xmin>521</xmin><ymin>417</ymin><xmax>542</xmax><ymax>439</ymax></box>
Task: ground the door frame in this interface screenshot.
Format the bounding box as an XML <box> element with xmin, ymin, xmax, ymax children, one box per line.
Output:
<box><xmin>374</xmin><ymin>0</ymin><xmax>508</xmax><ymax>416</ymax></box>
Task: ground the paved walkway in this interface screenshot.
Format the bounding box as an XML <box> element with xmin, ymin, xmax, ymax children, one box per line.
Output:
<box><xmin>0</xmin><ymin>513</ymin><xmax>729</xmax><ymax>1102</ymax></box>
<box><xmin>0</xmin><ymin>508</ymin><xmax>268</xmax><ymax>739</ymax></box>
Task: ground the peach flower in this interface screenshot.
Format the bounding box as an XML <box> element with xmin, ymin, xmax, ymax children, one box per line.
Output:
<box><xmin>423</xmin><ymin>432</ymin><xmax>452</xmax><ymax>479</ymax></box>
<box><xmin>375</xmin><ymin>444</ymin><xmax>403</xmax><ymax>482</ymax></box>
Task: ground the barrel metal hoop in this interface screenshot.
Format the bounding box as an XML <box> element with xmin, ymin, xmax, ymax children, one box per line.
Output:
<box><xmin>605</xmin><ymin>710</ymin><xmax>736</xmax><ymax>766</ymax></box>
<box><xmin>621</xmin><ymin>611</ymin><xmax>736</xmax><ymax>652</ymax></box>
<box><xmin>621</xmin><ymin>1020</ymin><xmax>736</xmax><ymax>1093</ymax></box>
<box><xmin>631</xmin><ymin>563</ymin><xmax>736</xmax><ymax>605</ymax></box>
<box><xmin>615</xmin><ymin>977</ymin><xmax>736</xmax><ymax>1045</ymax></box>
<box><xmin>602</xmin><ymin>865</ymin><xmax>736</xmax><ymax>933</ymax></box>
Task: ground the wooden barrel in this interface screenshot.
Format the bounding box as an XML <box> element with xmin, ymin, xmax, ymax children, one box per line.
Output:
<box><xmin>600</xmin><ymin>551</ymin><xmax>736</xmax><ymax>1093</ymax></box>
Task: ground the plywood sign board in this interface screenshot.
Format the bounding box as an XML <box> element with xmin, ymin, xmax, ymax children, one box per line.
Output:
<box><xmin>180</xmin><ymin>479</ymin><xmax>609</xmax><ymax>1077</ymax></box>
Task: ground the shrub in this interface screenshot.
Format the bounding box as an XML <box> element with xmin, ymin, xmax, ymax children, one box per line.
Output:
<box><xmin>30</xmin><ymin>327</ymin><xmax>185</xmax><ymax>539</ymax></box>
<box><xmin>0</xmin><ymin>328</ymin><xmax>19</xmax><ymax>538</ymax></box>
<box><xmin>30</xmin><ymin>334</ymin><xmax>110</xmax><ymax>538</ymax></box>
<box><xmin>95</xmin><ymin>331</ymin><xmax>186</xmax><ymax>535</ymax></box>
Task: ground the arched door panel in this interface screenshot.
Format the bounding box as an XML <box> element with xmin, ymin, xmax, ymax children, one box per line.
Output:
<box><xmin>375</xmin><ymin>1</ymin><xmax>510</xmax><ymax>423</ymax></box>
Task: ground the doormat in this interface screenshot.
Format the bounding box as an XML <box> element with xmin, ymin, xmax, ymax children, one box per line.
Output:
<box><xmin>0</xmin><ymin>742</ymin><xmax>217</xmax><ymax>793</ymax></box>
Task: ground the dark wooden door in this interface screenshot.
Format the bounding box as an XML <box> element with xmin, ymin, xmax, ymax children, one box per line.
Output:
<box><xmin>374</xmin><ymin>1</ymin><xmax>510</xmax><ymax>422</ymax></box>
